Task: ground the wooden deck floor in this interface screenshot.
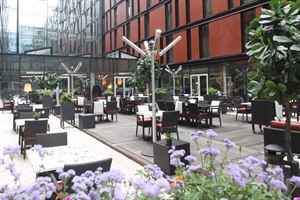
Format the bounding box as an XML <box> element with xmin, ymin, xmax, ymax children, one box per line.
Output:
<box><xmin>68</xmin><ymin>111</ymin><xmax>269</xmax><ymax>166</ymax></box>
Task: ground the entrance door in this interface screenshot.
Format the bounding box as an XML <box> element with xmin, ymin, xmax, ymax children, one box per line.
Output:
<box><xmin>190</xmin><ymin>74</ymin><xmax>208</xmax><ymax>96</ymax></box>
<box><xmin>114</xmin><ymin>76</ymin><xmax>133</xmax><ymax>97</ymax></box>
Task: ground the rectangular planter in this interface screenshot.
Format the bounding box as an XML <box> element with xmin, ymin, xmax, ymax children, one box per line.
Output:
<box><xmin>60</xmin><ymin>102</ymin><xmax>75</xmax><ymax>128</ymax></box>
<box><xmin>153</xmin><ymin>139</ymin><xmax>190</xmax><ymax>175</ymax></box>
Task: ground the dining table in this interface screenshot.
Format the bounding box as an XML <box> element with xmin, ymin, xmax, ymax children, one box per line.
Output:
<box><xmin>27</xmin><ymin>145</ymin><xmax>105</xmax><ymax>174</ymax></box>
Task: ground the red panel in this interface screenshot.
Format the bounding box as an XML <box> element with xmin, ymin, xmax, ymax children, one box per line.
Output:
<box><xmin>105</xmin><ymin>34</ymin><xmax>111</xmax><ymax>52</ymax></box>
<box><xmin>191</xmin><ymin>27</ymin><xmax>200</xmax><ymax>60</ymax></box>
<box><xmin>152</xmin><ymin>0</ymin><xmax>160</xmax><ymax>5</ymax></box>
<box><xmin>104</xmin><ymin>1</ymin><xmax>110</xmax><ymax>12</ymax></box>
<box><xmin>150</xmin><ymin>6</ymin><xmax>166</xmax><ymax>34</ymax></box>
<box><xmin>179</xmin><ymin>0</ymin><xmax>187</xmax><ymax>27</ymax></box>
<box><xmin>214</xmin><ymin>0</ymin><xmax>227</xmax><ymax>14</ymax></box>
<box><xmin>209</xmin><ymin>14</ymin><xmax>242</xmax><ymax>57</ymax></box>
<box><xmin>190</xmin><ymin>0</ymin><xmax>203</xmax><ymax>22</ymax></box>
<box><xmin>130</xmin><ymin>19</ymin><xmax>139</xmax><ymax>42</ymax></box>
<box><xmin>107</xmin><ymin>12</ymin><xmax>111</xmax><ymax>30</ymax></box>
<box><xmin>234</xmin><ymin>0</ymin><xmax>240</xmax><ymax>7</ymax></box>
<box><xmin>117</xmin><ymin>28</ymin><xmax>124</xmax><ymax>48</ymax></box>
<box><xmin>133</xmin><ymin>0</ymin><xmax>139</xmax><ymax>16</ymax></box>
<box><xmin>118</xmin><ymin>2</ymin><xmax>126</xmax><ymax>25</ymax></box>
<box><xmin>140</xmin><ymin>1</ymin><xmax>147</xmax><ymax>13</ymax></box>
<box><xmin>173</xmin><ymin>31</ymin><xmax>187</xmax><ymax>63</ymax></box>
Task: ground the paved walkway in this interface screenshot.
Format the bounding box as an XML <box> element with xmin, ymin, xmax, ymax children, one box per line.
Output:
<box><xmin>0</xmin><ymin>112</ymin><xmax>143</xmax><ymax>187</ymax></box>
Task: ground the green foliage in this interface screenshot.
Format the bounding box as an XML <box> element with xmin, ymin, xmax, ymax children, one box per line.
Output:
<box><xmin>34</xmin><ymin>111</ymin><xmax>41</xmax><ymax>120</ymax></box>
<box><xmin>44</xmin><ymin>73</ymin><xmax>59</xmax><ymax>91</ymax></box>
<box><xmin>60</xmin><ymin>92</ymin><xmax>73</xmax><ymax>102</ymax></box>
<box><xmin>104</xmin><ymin>88</ymin><xmax>114</xmax><ymax>95</ymax></box>
<box><xmin>155</xmin><ymin>88</ymin><xmax>166</xmax><ymax>94</ymax></box>
<box><xmin>245</xmin><ymin>0</ymin><xmax>300</xmax><ymax>104</ymax></box>
<box><xmin>128</xmin><ymin>57</ymin><xmax>161</xmax><ymax>88</ymax></box>
<box><xmin>208</xmin><ymin>87</ymin><xmax>218</xmax><ymax>95</ymax></box>
<box><xmin>42</xmin><ymin>89</ymin><xmax>52</xmax><ymax>97</ymax></box>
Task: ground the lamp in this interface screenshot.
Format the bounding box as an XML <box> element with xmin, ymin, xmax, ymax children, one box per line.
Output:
<box><xmin>24</xmin><ymin>83</ymin><xmax>32</xmax><ymax>103</ymax></box>
<box><xmin>165</xmin><ymin>65</ymin><xmax>182</xmax><ymax>96</ymax></box>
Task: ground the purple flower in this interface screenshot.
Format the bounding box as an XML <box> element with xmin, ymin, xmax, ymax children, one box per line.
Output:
<box><xmin>144</xmin><ymin>164</ymin><xmax>164</xmax><ymax>179</ymax></box>
<box><xmin>2</xmin><ymin>145</ymin><xmax>21</xmax><ymax>156</ymax></box>
<box><xmin>199</xmin><ymin>147</ymin><xmax>220</xmax><ymax>156</ymax></box>
<box><xmin>290</xmin><ymin>176</ymin><xmax>300</xmax><ymax>187</ymax></box>
<box><xmin>170</xmin><ymin>149</ymin><xmax>185</xmax><ymax>159</ymax></box>
<box><xmin>205</xmin><ymin>129</ymin><xmax>217</xmax><ymax>138</ymax></box>
<box><xmin>58</xmin><ymin>169</ymin><xmax>75</xmax><ymax>180</ymax></box>
<box><xmin>30</xmin><ymin>145</ymin><xmax>51</xmax><ymax>158</ymax></box>
<box><xmin>0</xmin><ymin>158</ymin><xmax>4</xmax><ymax>165</ymax></box>
<box><xmin>5</xmin><ymin>162</ymin><xmax>20</xmax><ymax>181</ymax></box>
<box><xmin>224</xmin><ymin>139</ymin><xmax>236</xmax><ymax>148</ymax></box>
<box><xmin>170</xmin><ymin>157</ymin><xmax>185</xmax><ymax>168</ymax></box>
<box><xmin>95</xmin><ymin>169</ymin><xmax>125</xmax><ymax>185</ymax></box>
<box><xmin>31</xmin><ymin>176</ymin><xmax>56</xmax><ymax>198</ymax></box>
<box><xmin>270</xmin><ymin>179</ymin><xmax>287</xmax><ymax>191</ymax></box>
<box><xmin>228</xmin><ymin>163</ymin><xmax>248</xmax><ymax>188</ymax></box>
<box><xmin>156</xmin><ymin>178</ymin><xmax>170</xmax><ymax>191</ymax></box>
<box><xmin>189</xmin><ymin>130</ymin><xmax>204</xmax><ymax>140</ymax></box>
<box><xmin>184</xmin><ymin>155</ymin><xmax>198</xmax><ymax>163</ymax></box>
<box><xmin>186</xmin><ymin>165</ymin><xmax>202</xmax><ymax>174</ymax></box>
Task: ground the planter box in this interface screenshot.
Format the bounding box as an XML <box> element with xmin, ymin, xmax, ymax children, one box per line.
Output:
<box><xmin>252</xmin><ymin>100</ymin><xmax>275</xmax><ymax>133</ymax></box>
<box><xmin>79</xmin><ymin>114</ymin><xmax>95</xmax><ymax>129</ymax></box>
<box><xmin>60</xmin><ymin>102</ymin><xmax>75</xmax><ymax>128</ymax></box>
<box><xmin>153</xmin><ymin>139</ymin><xmax>190</xmax><ymax>175</ymax></box>
<box><xmin>42</xmin><ymin>96</ymin><xmax>54</xmax><ymax>110</ymax></box>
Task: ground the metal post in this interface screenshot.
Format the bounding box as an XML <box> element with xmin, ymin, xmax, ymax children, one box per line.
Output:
<box><xmin>151</xmin><ymin>54</ymin><xmax>156</xmax><ymax>142</ymax></box>
<box><xmin>173</xmin><ymin>73</ymin><xmax>175</xmax><ymax>97</ymax></box>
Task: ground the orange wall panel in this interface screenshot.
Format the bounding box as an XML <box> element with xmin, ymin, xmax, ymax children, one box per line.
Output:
<box><xmin>140</xmin><ymin>1</ymin><xmax>147</xmax><ymax>13</ymax></box>
<box><xmin>130</xmin><ymin>19</ymin><xmax>139</xmax><ymax>43</ymax></box>
<box><xmin>173</xmin><ymin>31</ymin><xmax>187</xmax><ymax>63</ymax></box>
<box><xmin>117</xmin><ymin>28</ymin><xmax>124</xmax><ymax>48</ymax></box>
<box><xmin>150</xmin><ymin>6</ymin><xmax>166</xmax><ymax>34</ymax></box>
<box><xmin>133</xmin><ymin>0</ymin><xmax>139</xmax><ymax>16</ymax></box>
<box><xmin>107</xmin><ymin>12</ymin><xmax>111</xmax><ymax>31</ymax></box>
<box><xmin>214</xmin><ymin>0</ymin><xmax>227</xmax><ymax>14</ymax></box>
<box><xmin>234</xmin><ymin>0</ymin><xmax>240</xmax><ymax>7</ymax></box>
<box><xmin>118</xmin><ymin>2</ymin><xmax>126</xmax><ymax>25</ymax></box>
<box><xmin>191</xmin><ymin>27</ymin><xmax>200</xmax><ymax>60</ymax></box>
<box><xmin>179</xmin><ymin>0</ymin><xmax>187</xmax><ymax>27</ymax></box>
<box><xmin>140</xmin><ymin>16</ymin><xmax>145</xmax><ymax>39</ymax></box>
<box><xmin>209</xmin><ymin>14</ymin><xmax>242</xmax><ymax>57</ymax></box>
<box><xmin>190</xmin><ymin>0</ymin><xmax>203</xmax><ymax>22</ymax></box>
<box><xmin>152</xmin><ymin>0</ymin><xmax>160</xmax><ymax>5</ymax></box>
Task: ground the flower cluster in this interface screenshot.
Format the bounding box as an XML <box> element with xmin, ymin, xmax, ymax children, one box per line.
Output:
<box><xmin>2</xmin><ymin>130</ymin><xmax>300</xmax><ymax>199</ymax></box>
<box><xmin>161</xmin><ymin>132</ymin><xmax>172</xmax><ymax>140</ymax></box>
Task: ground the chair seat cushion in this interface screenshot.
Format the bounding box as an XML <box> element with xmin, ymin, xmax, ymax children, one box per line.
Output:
<box><xmin>138</xmin><ymin>118</ymin><xmax>152</xmax><ymax>122</ymax></box>
<box><xmin>270</xmin><ymin>120</ymin><xmax>300</xmax><ymax>131</ymax></box>
<box><xmin>237</xmin><ymin>107</ymin><xmax>251</xmax><ymax>111</ymax></box>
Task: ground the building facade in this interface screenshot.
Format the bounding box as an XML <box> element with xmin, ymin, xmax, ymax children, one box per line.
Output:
<box><xmin>102</xmin><ymin>0</ymin><xmax>270</xmax><ymax>99</ymax></box>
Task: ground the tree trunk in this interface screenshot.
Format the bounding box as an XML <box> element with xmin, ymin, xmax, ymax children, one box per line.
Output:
<box><xmin>284</xmin><ymin>100</ymin><xmax>294</xmax><ymax>161</ymax></box>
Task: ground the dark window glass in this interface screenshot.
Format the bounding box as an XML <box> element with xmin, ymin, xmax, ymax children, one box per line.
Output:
<box><xmin>186</xmin><ymin>0</ymin><xmax>190</xmax><ymax>23</ymax></box>
<box><xmin>165</xmin><ymin>3</ymin><xmax>172</xmax><ymax>31</ymax></box>
<box><xmin>144</xmin><ymin>14</ymin><xmax>150</xmax><ymax>38</ymax></box>
<box><xmin>187</xmin><ymin>29</ymin><xmax>191</xmax><ymax>60</ymax></box>
<box><xmin>241</xmin><ymin>0</ymin><xmax>256</xmax><ymax>5</ymax></box>
<box><xmin>114</xmin><ymin>8</ymin><xmax>118</xmax><ymax>27</ymax></box>
<box><xmin>114</xmin><ymin>30</ymin><xmax>117</xmax><ymax>49</ymax></box>
<box><xmin>228</xmin><ymin>0</ymin><xmax>234</xmax><ymax>9</ymax></box>
<box><xmin>147</xmin><ymin>0</ymin><xmax>152</xmax><ymax>8</ymax></box>
<box><xmin>241</xmin><ymin>9</ymin><xmax>256</xmax><ymax>52</ymax></box>
<box><xmin>203</xmin><ymin>0</ymin><xmax>213</xmax><ymax>18</ymax></box>
<box><xmin>200</xmin><ymin>24</ymin><xmax>210</xmax><ymax>58</ymax></box>
<box><xmin>175</xmin><ymin>0</ymin><xmax>179</xmax><ymax>27</ymax></box>
<box><xmin>126</xmin><ymin>23</ymin><xmax>130</xmax><ymax>40</ymax></box>
<box><xmin>166</xmin><ymin>36</ymin><xmax>174</xmax><ymax>63</ymax></box>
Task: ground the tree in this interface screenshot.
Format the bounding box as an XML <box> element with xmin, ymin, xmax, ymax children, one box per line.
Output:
<box><xmin>128</xmin><ymin>57</ymin><xmax>161</xmax><ymax>96</ymax></box>
<box><xmin>246</xmin><ymin>0</ymin><xmax>300</xmax><ymax>161</ymax></box>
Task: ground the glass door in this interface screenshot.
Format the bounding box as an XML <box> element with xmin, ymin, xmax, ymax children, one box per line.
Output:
<box><xmin>190</xmin><ymin>74</ymin><xmax>208</xmax><ymax>96</ymax></box>
<box><xmin>114</xmin><ymin>76</ymin><xmax>133</xmax><ymax>98</ymax></box>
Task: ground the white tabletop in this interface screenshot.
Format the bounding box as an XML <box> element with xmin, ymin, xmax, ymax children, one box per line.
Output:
<box><xmin>137</xmin><ymin>110</ymin><xmax>164</xmax><ymax>118</ymax></box>
<box><xmin>27</xmin><ymin>145</ymin><xmax>104</xmax><ymax>174</ymax></box>
<box><xmin>241</xmin><ymin>102</ymin><xmax>251</xmax><ymax>106</ymax></box>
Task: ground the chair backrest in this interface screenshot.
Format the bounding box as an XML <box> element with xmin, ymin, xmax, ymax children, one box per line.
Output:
<box><xmin>0</xmin><ymin>99</ymin><xmax>3</xmax><ymax>109</ymax></box>
<box><xmin>16</xmin><ymin>104</ymin><xmax>30</xmax><ymax>109</ymax></box>
<box><xmin>173</xmin><ymin>96</ymin><xmax>179</xmax><ymax>102</ymax></box>
<box><xmin>17</xmin><ymin>107</ymin><xmax>33</xmax><ymax>114</ymax></box>
<box><xmin>198</xmin><ymin>100</ymin><xmax>209</xmax><ymax>106</ymax></box>
<box><xmin>106</xmin><ymin>101</ymin><xmax>117</xmax><ymax>113</ymax></box>
<box><xmin>24</xmin><ymin>119</ymin><xmax>48</xmax><ymax>139</ymax></box>
<box><xmin>36</xmin><ymin>132</ymin><xmax>67</xmax><ymax>148</ymax></box>
<box><xmin>136</xmin><ymin>105</ymin><xmax>149</xmax><ymax>113</ymax></box>
<box><xmin>93</xmin><ymin>101</ymin><xmax>104</xmax><ymax>115</ymax></box>
<box><xmin>162</xmin><ymin>111</ymin><xmax>180</xmax><ymax>128</ymax></box>
<box><xmin>165</xmin><ymin>101</ymin><xmax>175</xmax><ymax>111</ymax></box>
<box><xmin>156</xmin><ymin>100</ymin><xmax>166</xmax><ymax>111</ymax></box>
<box><xmin>188</xmin><ymin>98</ymin><xmax>197</xmax><ymax>104</ymax></box>
<box><xmin>211</xmin><ymin>100</ymin><xmax>221</xmax><ymax>107</ymax></box>
<box><xmin>35</xmin><ymin>108</ymin><xmax>50</xmax><ymax>118</ymax></box>
<box><xmin>179</xmin><ymin>96</ymin><xmax>188</xmax><ymax>103</ymax></box>
<box><xmin>63</xmin><ymin>158</ymin><xmax>112</xmax><ymax>193</ymax></box>
<box><xmin>233</xmin><ymin>97</ymin><xmax>244</xmax><ymax>107</ymax></box>
<box><xmin>18</xmin><ymin>111</ymin><xmax>35</xmax><ymax>119</ymax></box>
<box><xmin>188</xmin><ymin>103</ymin><xmax>200</xmax><ymax>115</ymax></box>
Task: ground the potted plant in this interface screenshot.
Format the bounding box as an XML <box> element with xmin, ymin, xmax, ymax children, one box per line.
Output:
<box><xmin>161</xmin><ymin>132</ymin><xmax>173</xmax><ymax>146</ymax></box>
<box><xmin>104</xmin><ymin>88</ymin><xmax>114</xmax><ymax>100</ymax></box>
<box><xmin>60</xmin><ymin>92</ymin><xmax>75</xmax><ymax>128</ymax></box>
<box><xmin>208</xmin><ymin>87</ymin><xmax>218</xmax><ymax>95</ymax></box>
<box><xmin>204</xmin><ymin>87</ymin><xmax>219</xmax><ymax>104</ymax></box>
<box><xmin>44</xmin><ymin>73</ymin><xmax>60</xmax><ymax>106</ymax></box>
<box><xmin>155</xmin><ymin>88</ymin><xmax>167</xmax><ymax>101</ymax></box>
<box><xmin>246</xmin><ymin>0</ymin><xmax>300</xmax><ymax>196</ymax></box>
<box><xmin>34</xmin><ymin>111</ymin><xmax>41</xmax><ymax>120</ymax></box>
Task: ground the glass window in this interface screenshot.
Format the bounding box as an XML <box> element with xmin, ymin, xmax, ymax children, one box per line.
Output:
<box><xmin>114</xmin><ymin>30</ymin><xmax>117</xmax><ymax>49</ymax></box>
<box><xmin>241</xmin><ymin>0</ymin><xmax>256</xmax><ymax>5</ymax></box>
<box><xmin>126</xmin><ymin>23</ymin><xmax>131</xmax><ymax>39</ymax></box>
<box><xmin>187</xmin><ymin>29</ymin><xmax>191</xmax><ymax>60</ymax></box>
<box><xmin>126</xmin><ymin>0</ymin><xmax>131</xmax><ymax>19</ymax></box>
<box><xmin>199</xmin><ymin>24</ymin><xmax>210</xmax><ymax>58</ymax></box>
<box><xmin>147</xmin><ymin>0</ymin><xmax>152</xmax><ymax>8</ymax></box>
<box><xmin>165</xmin><ymin>2</ymin><xmax>172</xmax><ymax>31</ymax></box>
<box><xmin>114</xmin><ymin>8</ymin><xmax>118</xmax><ymax>27</ymax></box>
<box><xmin>166</xmin><ymin>36</ymin><xmax>174</xmax><ymax>63</ymax></box>
<box><xmin>241</xmin><ymin>9</ymin><xmax>256</xmax><ymax>52</ymax></box>
<box><xmin>175</xmin><ymin>0</ymin><xmax>179</xmax><ymax>27</ymax></box>
<box><xmin>144</xmin><ymin>14</ymin><xmax>150</xmax><ymax>38</ymax></box>
<box><xmin>203</xmin><ymin>0</ymin><xmax>213</xmax><ymax>18</ymax></box>
<box><xmin>228</xmin><ymin>0</ymin><xmax>234</xmax><ymax>9</ymax></box>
